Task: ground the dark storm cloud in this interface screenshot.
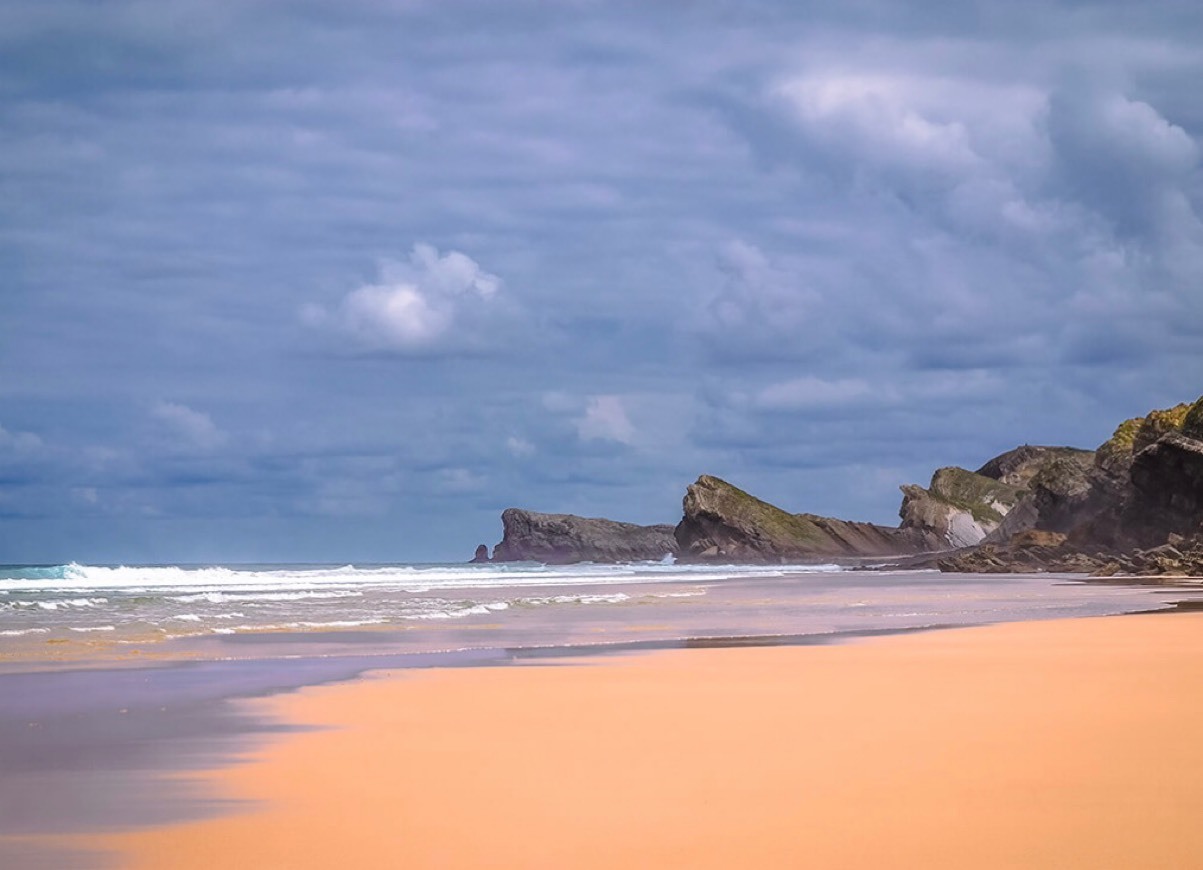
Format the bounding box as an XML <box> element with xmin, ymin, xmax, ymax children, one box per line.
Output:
<box><xmin>2</xmin><ymin>0</ymin><xmax>1202</xmax><ymax>559</ymax></box>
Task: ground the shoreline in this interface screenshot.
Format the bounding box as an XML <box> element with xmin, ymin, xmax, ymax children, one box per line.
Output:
<box><xmin>70</xmin><ymin>610</ymin><xmax>1203</xmax><ymax>868</ymax></box>
<box><xmin>3</xmin><ymin>571</ymin><xmax>1202</xmax><ymax>868</ymax></box>
<box><xmin>2</xmin><ymin>568</ymin><xmax>1197</xmax><ymax>672</ymax></box>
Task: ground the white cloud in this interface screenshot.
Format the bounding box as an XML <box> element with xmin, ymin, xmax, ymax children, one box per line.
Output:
<box><xmin>308</xmin><ymin>243</ymin><xmax>503</xmax><ymax>352</ymax></box>
<box><xmin>71</xmin><ymin>486</ymin><xmax>99</xmax><ymax>505</ymax></box>
<box><xmin>151</xmin><ymin>401</ymin><xmax>227</xmax><ymax>450</ymax></box>
<box><xmin>770</xmin><ymin>69</ymin><xmax>1055</xmax><ymax>234</ymax></box>
<box><xmin>0</xmin><ymin>422</ymin><xmax>43</xmax><ymax>453</ymax></box>
<box><xmin>775</xmin><ymin>73</ymin><xmax>985</xmax><ymax>179</ymax></box>
<box><xmin>1097</xmin><ymin>95</ymin><xmax>1197</xmax><ymax>175</ymax></box>
<box><xmin>437</xmin><ymin>467</ymin><xmax>486</xmax><ymax>493</ymax></box>
<box><xmin>505</xmin><ymin>435</ymin><xmax>535</xmax><ymax>457</ymax></box>
<box><xmin>699</xmin><ymin>239</ymin><xmax>828</xmax><ymax>352</ymax></box>
<box><xmin>754</xmin><ymin>376</ymin><xmax>874</xmax><ymax>411</ymax></box>
<box><xmin>575</xmin><ymin>395</ymin><xmax>636</xmax><ymax>444</ymax></box>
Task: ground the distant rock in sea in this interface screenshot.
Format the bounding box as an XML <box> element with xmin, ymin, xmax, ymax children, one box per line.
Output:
<box><xmin>489</xmin><ymin>508</ymin><xmax>678</xmax><ymax>564</ymax></box>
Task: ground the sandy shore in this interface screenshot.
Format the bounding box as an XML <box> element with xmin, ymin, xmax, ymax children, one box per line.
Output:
<box><xmin>95</xmin><ymin>613</ymin><xmax>1203</xmax><ymax>869</ymax></box>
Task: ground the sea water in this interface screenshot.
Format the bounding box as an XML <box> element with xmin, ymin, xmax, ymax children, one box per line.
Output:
<box><xmin>0</xmin><ymin>560</ymin><xmax>1193</xmax><ymax>659</ymax></box>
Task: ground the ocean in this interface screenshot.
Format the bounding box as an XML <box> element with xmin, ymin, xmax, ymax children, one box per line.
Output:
<box><xmin>0</xmin><ymin>560</ymin><xmax>1193</xmax><ymax>662</ymax></box>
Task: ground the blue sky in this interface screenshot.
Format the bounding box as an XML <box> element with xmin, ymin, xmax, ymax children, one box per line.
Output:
<box><xmin>3</xmin><ymin>0</ymin><xmax>1202</xmax><ymax>563</ymax></box>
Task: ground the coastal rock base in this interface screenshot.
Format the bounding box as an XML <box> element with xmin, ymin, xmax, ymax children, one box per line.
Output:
<box><xmin>939</xmin><ymin>531</ymin><xmax>1203</xmax><ymax>578</ymax></box>
<box><xmin>489</xmin><ymin>508</ymin><xmax>678</xmax><ymax>564</ymax></box>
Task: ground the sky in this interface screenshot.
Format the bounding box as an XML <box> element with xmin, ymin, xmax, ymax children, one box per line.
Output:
<box><xmin>3</xmin><ymin>0</ymin><xmax>1203</xmax><ymax>563</ymax></box>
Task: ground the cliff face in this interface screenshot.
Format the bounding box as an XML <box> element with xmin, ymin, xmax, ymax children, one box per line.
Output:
<box><xmin>1125</xmin><ymin>430</ymin><xmax>1203</xmax><ymax>543</ymax></box>
<box><xmin>489</xmin><ymin>508</ymin><xmax>678</xmax><ymax>564</ymax></box>
<box><xmin>941</xmin><ymin>395</ymin><xmax>1203</xmax><ymax>574</ymax></box>
<box><xmin>983</xmin><ymin>449</ymin><xmax>1099</xmax><ymax>543</ymax></box>
<box><xmin>479</xmin><ymin>395</ymin><xmax>1203</xmax><ymax>571</ymax></box>
<box><xmin>899</xmin><ymin>466</ymin><xmax>1023</xmax><ymax>549</ymax></box>
<box><xmin>675</xmin><ymin>475</ymin><xmax>924</xmax><ymax>563</ymax></box>
<box><xmin>897</xmin><ymin>447</ymin><xmax>1095</xmax><ymax>550</ymax></box>
<box><xmin>974</xmin><ymin>445</ymin><xmax>1095</xmax><ymax>489</ymax></box>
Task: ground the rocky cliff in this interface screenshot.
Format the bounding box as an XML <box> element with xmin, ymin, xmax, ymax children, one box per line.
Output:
<box><xmin>896</xmin><ymin>447</ymin><xmax>1094</xmax><ymax>550</ymax></box>
<box><xmin>477</xmin><ymin>394</ymin><xmax>1203</xmax><ymax>572</ymax></box>
<box><xmin>940</xmin><ymin>395</ymin><xmax>1203</xmax><ymax>574</ymax></box>
<box><xmin>898</xmin><ymin>466</ymin><xmax>1022</xmax><ymax>548</ymax></box>
<box><xmin>488</xmin><ymin>508</ymin><xmax>678</xmax><ymax>564</ymax></box>
<box><xmin>674</xmin><ymin>475</ymin><xmax>924</xmax><ymax>563</ymax></box>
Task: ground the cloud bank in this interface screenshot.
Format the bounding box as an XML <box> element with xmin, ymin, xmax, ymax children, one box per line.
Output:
<box><xmin>2</xmin><ymin>0</ymin><xmax>1202</xmax><ymax>560</ymax></box>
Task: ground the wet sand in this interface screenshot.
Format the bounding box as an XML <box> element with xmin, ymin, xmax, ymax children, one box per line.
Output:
<box><xmin>85</xmin><ymin>611</ymin><xmax>1203</xmax><ymax>869</ymax></box>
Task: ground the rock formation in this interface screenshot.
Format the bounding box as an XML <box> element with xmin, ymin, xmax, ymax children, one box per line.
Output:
<box><xmin>490</xmin><ymin>508</ymin><xmax>678</xmax><ymax>564</ymax></box>
<box><xmin>982</xmin><ymin>449</ymin><xmax>1099</xmax><ymax>543</ymax></box>
<box><xmin>896</xmin><ymin>446</ymin><xmax>1096</xmax><ymax>550</ymax></box>
<box><xmin>477</xmin><ymin>394</ymin><xmax>1203</xmax><ymax>573</ymax></box>
<box><xmin>939</xmin><ymin>531</ymin><xmax>1203</xmax><ymax>578</ymax></box>
<box><xmin>674</xmin><ymin>475</ymin><xmax>925</xmax><ymax>563</ymax></box>
<box><xmin>941</xmin><ymin>395</ymin><xmax>1203</xmax><ymax>574</ymax></box>
<box><xmin>898</xmin><ymin>466</ymin><xmax>1023</xmax><ymax>549</ymax></box>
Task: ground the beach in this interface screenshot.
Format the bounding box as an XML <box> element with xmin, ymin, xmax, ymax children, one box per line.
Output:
<box><xmin>86</xmin><ymin>611</ymin><xmax>1203</xmax><ymax>869</ymax></box>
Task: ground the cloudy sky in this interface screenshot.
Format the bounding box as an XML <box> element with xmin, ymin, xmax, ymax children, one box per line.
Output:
<box><xmin>3</xmin><ymin>0</ymin><xmax>1202</xmax><ymax>563</ymax></box>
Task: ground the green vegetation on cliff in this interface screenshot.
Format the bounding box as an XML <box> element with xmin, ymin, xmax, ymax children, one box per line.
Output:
<box><xmin>676</xmin><ymin>474</ymin><xmax>918</xmax><ymax>561</ymax></box>
<box><xmin>927</xmin><ymin>467</ymin><xmax>1021</xmax><ymax>524</ymax></box>
<box><xmin>1183</xmin><ymin>397</ymin><xmax>1203</xmax><ymax>440</ymax></box>
<box><xmin>687</xmin><ymin>475</ymin><xmax>827</xmax><ymax>547</ymax></box>
<box><xmin>1097</xmin><ymin>402</ymin><xmax>1193</xmax><ymax>472</ymax></box>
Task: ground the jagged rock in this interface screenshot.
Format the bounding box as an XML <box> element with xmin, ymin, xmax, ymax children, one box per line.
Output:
<box><xmin>676</xmin><ymin>475</ymin><xmax>924</xmax><ymax>563</ymax></box>
<box><xmin>1095</xmin><ymin>403</ymin><xmax>1192</xmax><ymax>479</ymax></box>
<box><xmin>941</xmin><ymin>395</ymin><xmax>1203</xmax><ymax>576</ymax></box>
<box><xmin>469</xmin><ymin>544</ymin><xmax>491</xmax><ymax>563</ymax></box>
<box><xmin>1183</xmin><ymin>397</ymin><xmax>1203</xmax><ymax>439</ymax></box>
<box><xmin>1127</xmin><ymin>432</ymin><xmax>1203</xmax><ymax>542</ymax></box>
<box><xmin>939</xmin><ymin>529</ymin><xmax>1100</xmax><ymax>574</ymax></box>
<box><xmin>899</xmin><ymin>467</ymin><xmax>1022</xmax><ymax>549</ymax></box>
<box><xmin>975</xmin><ymin>445</ymin><xmax>1094</xmax><ymax>489</ymax></box>
<box><xmin>984</xmin><ymin>450</ymin><xmax>1101</xmax><ymax>543</ymax></box>
<box><xmin>1012</xmin><ymin>529</ymin><xmax>1068</xmax><ymax>548</ymax></box>
<box><xmin>490</xmin><ymin>508</ymin><xmax>678</xmax><ymax>564</ymax></box>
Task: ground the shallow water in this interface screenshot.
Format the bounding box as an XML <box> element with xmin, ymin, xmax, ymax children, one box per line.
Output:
<box><xmin>1</xmin><ymin>561</ymin><xmax>1195</xmax><ymax>660</ymax></box>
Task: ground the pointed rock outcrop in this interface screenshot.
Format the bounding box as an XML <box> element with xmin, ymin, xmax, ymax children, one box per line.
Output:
<box><xmin>674</xmin><ymin>475</ymin><xmax>925</xmax><ymax>563</ymax></box>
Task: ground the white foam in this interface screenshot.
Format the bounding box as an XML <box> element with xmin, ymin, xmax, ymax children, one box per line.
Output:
<box><xmin>519</xmin><ymin>593</ymin><xmax>631</xmax><ymax>606</ymax></box>
<box><xmin>409</xmin><ymin>600</ymin><xmax>512</xmax><ymax>620</ymax></box>
<box><xmin>0</xmin><ymin>560</ymin><xmax>846</xmax><ymax>596</ymax></box>
<box><xmin>169</xmin><ymin>589</ymin><xmax>363</xmax><ymax>604</ymax></box>
<box><xmin>210</xmin><ymin>618</ymin><xmax>388</xmax><ymax>633</ymax></box>
<box><xmin>9</xmin><ymin>597</ymin><xmax>108</xmax><ymax>611</ymax></box>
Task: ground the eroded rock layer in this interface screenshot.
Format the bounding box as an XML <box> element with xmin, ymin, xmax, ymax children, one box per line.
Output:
<box><xmin>674</xmin><ymin>475</ymin><xmax>925</xmax><ymax>563</ymax></box>
<box><xmin>489</xmin><ymin>508</ymin><xmax>678</xmax><ymax>564</ymax></box>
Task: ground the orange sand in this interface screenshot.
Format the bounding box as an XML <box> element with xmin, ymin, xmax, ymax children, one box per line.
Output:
<box><xmin>100</xmin><ymin>613</ymin><xmax>1203</xmax><ymax>868</ymax></box>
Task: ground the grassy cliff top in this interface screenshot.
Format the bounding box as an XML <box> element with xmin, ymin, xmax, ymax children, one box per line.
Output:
<box><xmin>1183</xmin><ymin>397</ymin><xmax>1203</xmax><ymax>440</ymax></box>
<box><xmin>687</xmin><ymin>475</ymin><xmax>827</xmax><ymax>546</ymax></box>
<box><xmin>1098</xmin><ymin>401</ymin><xmax>1196</xmax><ymax>463</ymax></box>
<box><xmin>927</xmin><ymin>467</ymin><xmax>1022</xmax><ymax>524</ymax></box>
